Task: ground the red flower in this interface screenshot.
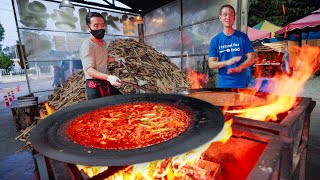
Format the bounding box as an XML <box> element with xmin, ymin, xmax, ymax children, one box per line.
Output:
<box><xmin>88</xmin><ymin>81</ymin><xmax>97</xmax><ymax>88</ymax></box>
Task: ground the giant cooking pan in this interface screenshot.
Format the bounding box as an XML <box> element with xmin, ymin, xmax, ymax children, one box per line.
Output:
<box><xmin>178</xmin><ymin>88</ymin><xmax>269</xmax><ymax>107</ymax></box>
<box><xmin>30</xmin><ymin>93</ymin><xmax>224</xmax><ymax>166</ymax></box>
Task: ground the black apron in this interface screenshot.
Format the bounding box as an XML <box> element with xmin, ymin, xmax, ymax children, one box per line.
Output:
<box><xmin>85</xmin><ymin>79</ymin><xmax>122</xmax><ymax>100</ymax></box>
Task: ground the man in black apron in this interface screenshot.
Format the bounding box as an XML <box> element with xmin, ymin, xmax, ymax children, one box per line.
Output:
<box><xmin>80</xmin><ymin>12</ymin><xmax>124</xmax><ymax>100</ymax></box>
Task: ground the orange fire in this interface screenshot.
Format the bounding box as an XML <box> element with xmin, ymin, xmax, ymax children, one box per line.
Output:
<box><xmin>187</xmin><ymin>69</ymin><xmax>208</xmax><ymax>89</ymax></box>
<box><xmin>39</xmin><ymin>102</ymin><xmax>55</xmax><ymax>119</ymax></box>
<box><xmin>77</xmin><ymin>120</ymin><xmax>233</xmax><ymax>179</ymax></box>
<box><xmin>76</xmin><ymin>165</ymin><xmax>108</xmax><ymax>178</ymax></box>
<box><xmin>226</xmin><ymin>45</ymin><xmax>320</xmax><ymax>121</ymax></box>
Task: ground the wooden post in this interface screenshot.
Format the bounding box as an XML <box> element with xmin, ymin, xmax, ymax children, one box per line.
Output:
<box><xmin>10</xmin><ymin>101</ymin><xmax>38</xmax><ymax>132</ymax></box>
<box><xmin>138</xmin><ymin>24</ymin><xmax>144</xmax><ymax>44</ymax></box>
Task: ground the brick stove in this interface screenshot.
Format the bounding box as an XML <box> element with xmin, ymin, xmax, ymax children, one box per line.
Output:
<box><xmin>231</xmin><ymin>97</ymin><xmax>316</xmax><ymax>179</ymax></box>
<box><xmin>185</xmin><ymin>89</ymin><xmax>316</xmax><ymax>179</ymax></box>
<box><xmin>32</xmin><ymin>129</ymin><xmax>291</xmax><ymax>180</ymax></box>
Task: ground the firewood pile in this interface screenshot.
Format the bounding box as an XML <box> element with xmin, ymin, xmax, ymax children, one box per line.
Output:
<box><xmin>45</xmin><ymin>39</ymin><xmax>190</xmax><ymax>111</ymax></box>
<box><xmin>108</xmin><ymin>39</ymin><xmax>190</xmax><ymax>93</ymax></box>
<box><xmin>47</xmin><ymin>71</ymin><xmax>86</xmax><ymax>110</ymax></box>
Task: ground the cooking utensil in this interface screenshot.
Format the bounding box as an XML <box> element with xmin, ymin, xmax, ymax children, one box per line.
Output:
<box><xmin>30</xmin><ymin>93</ymin><xmax>224</xmax><ymax>166</ymax></box>
<box><xmin>119</xmin><ymin>80</ymin><xmax>156</xmax><ymax>93</ymax></box>
<box><xmin>118</xmin><ymin>59</ymin><xmax>139</xmax><ymax>83</ymax></box>
<box><xmin>118</xmin><ymin>59</ymin><xmax>147</xmax><ymax>93</ymax></box>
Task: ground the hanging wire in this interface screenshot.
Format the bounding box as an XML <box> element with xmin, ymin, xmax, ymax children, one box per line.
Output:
<box><xmin>282</xmin><ymin>1</ymin><xmax>286</xmax><ymax>15</ymax></box>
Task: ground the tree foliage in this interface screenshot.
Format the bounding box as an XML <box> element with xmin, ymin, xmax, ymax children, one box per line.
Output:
<box><xmin>0</xmin><ymin>52</ymin><xmax>13</xmax><ymax>70</ymax></box>
<box><xmin>248</xmin><ymin>0</ymin><xmax>320</xmax><ymax>27</ymax></box>
<box><xmin>0</xmin><ymin>23</ymin><xmax>4</xmax><ymax>42</ymax></box>
<box><xmin>0</xmin><ymin>23</ymin><xmax>4</xmax><ymax>51</ymax></box>
<box><xmin>2</xmin><ymin>46</ymin><xmax>13</xmax><ymax>58</ymax></box>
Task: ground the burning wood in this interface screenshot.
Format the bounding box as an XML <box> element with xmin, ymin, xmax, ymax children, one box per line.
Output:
<box><xmin>78</xmin><ymin>159</ymin><xmax>221</xmax><ymax>180</ymax></box>
<box><xmin>174</xmin><ymin>159</ymin><xmax>221</xmax><ymax>180</ymax></box>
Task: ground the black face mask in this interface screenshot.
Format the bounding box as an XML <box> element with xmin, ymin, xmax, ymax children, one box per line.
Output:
<box><xmin>89</xmin><ymin>28</ymin><xmax>105</xmax><ymax>39</ymax></box>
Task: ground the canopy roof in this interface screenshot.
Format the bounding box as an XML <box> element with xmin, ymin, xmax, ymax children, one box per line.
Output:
<box><xmin>253</xmin><ymin>20</ymin><xmax>282</xmax><ymax>38</ymax></box>
<box><xmin>275</xmin><ymin>8</ymin><xmax>320</xmax><ymax>35</ymax></box>
<box><xmin>247</xmin><ymin>26</ymin><xmax>271</xmax><ymax>41</ymax></box>
<box><xmin>260</xmin><ymin>41</ymin><xmax>287</xmax><ymax>53</ymax></box>
<box><xmin>71</xmin><ymin>0</ymin><xmax>175</xmax><ymax>14</ymax></box>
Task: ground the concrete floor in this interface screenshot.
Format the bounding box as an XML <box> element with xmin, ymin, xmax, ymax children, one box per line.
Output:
<box><xmin>0</xmin><ymin>108</ymin><xmax>25</xmax><ymax>157</ymax></box>
<box><xmin>303</xmin><ymin>76</ymin><xmax>320</xmax><ymax>180</ymax></box>
<box><xmin>0</xmin><ymin>76</ymin><xmax>319</xmax><ymax>179</ymax></box>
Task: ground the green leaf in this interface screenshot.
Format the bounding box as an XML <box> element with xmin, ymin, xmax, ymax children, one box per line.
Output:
<box><xmin>140</xmin><ymin>118</ymin><xmax>151</xmax><ymax>125</ymax></box>
<box><xmin>156</xmin><ymin>106</ymin><xmax>163</xmax><ymax>113</ymax></box>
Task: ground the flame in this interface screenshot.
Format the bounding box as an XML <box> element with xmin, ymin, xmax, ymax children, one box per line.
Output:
<box><xmin>39</xmin><ymin>102</ymin><xmax>55</xmax><ymax>119</ymax></box>
<box><xmin>187</xmin><ymin>69</ymin><xmax>208</xmax><ymax>89</ymax></box>
<box><xmin>226</xmin><ymin>45</ymin><xmax>320</xmax><ymax>121</ymax></box>
<box><xmin>77</xmin><ymin>165</ymin><xmax>108</xmax><ymax>178</ymax></box>
<box><xmin>44</xmin><ymin>102</ymin><xmax>55</xmax><ymax>115</ymax></box>
<box><xmin>77</xmin><ymin>120</ymin><xmax>233</xmax><ymax>179</ymax></box>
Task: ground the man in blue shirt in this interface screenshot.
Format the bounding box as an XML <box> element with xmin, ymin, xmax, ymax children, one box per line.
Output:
<box><xmin>208</xmin><ymin>4</ymin><xmax>255</xmax><ymax>88</ymax></box>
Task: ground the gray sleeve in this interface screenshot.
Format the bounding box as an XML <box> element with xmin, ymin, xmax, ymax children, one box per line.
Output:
<box><xmin>80</xmin><ymin>42</ymin><xmax>95</xmax><ymax>71</ymax></box>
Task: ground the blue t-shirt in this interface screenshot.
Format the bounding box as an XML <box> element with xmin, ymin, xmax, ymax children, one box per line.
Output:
<box><xmin>208</xmin><ymin>30</ymin><xmax>254</xmax><ymax>88</ymax></box>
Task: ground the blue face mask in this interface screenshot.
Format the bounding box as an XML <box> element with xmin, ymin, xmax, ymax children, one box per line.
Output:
<box><xmin>90</xmin><ymin>28</ymin><xmax>105</xmax><ymax>39</ymax></box>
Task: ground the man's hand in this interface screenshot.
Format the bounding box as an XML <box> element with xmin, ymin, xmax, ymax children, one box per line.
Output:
<box><xmin>107</xmin><ymin>75</ymin><xmax>121</xmax><ymax>86</ymax></box>
<box><xmin>226</xmin><ymin>56</ymin><xmax>242</xmax><ymax>66</ymax></box>
<box><xmin>115</xmin><ymin>57</ymin><xmax>126</xmax><ymax>63</ymax></box>
<box><xmin>227</xmin><ymin>66</ymin><xmax>242</xmax><ymax>74</ymax></box>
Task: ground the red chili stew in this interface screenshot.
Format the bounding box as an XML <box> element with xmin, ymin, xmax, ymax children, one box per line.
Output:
<box><xmin>66</xmin><ymin>102</ymin><xmax>191</xmax><ymax>149</ymax></box>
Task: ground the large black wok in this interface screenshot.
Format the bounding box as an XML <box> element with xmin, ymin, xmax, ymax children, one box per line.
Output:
<box><xmin>30</xmin><ymin>93</ymin><xmax>224</xmax><ymax>166</ymax></box>
<box><xmin>178</xmin><ymin>88</ymin><xmax>270</xmax><ymax>108</ymax></box>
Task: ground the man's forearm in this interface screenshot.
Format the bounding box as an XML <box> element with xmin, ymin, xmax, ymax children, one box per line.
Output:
<box><xmin>209</xmin><ymin>61</ymin><xmax>227</xmax><ymax>69</ymax></box>
<box><xmin>208</xmin><ymin>56</ymin><xmax>241</xmax><ymax>69</ymax></box>
<box><xmin>86</xmin><ymin>67</ymin><xmax>109</xmax><ymax>80</ymax></box>
<box><xmin>237</xmin><ymin>55</ymin><xmax>255</xmax><ymax>71</ymax></box>
<box><xmin>208</xmin><ymin>57</ymin><xmax>228</xmax><ymax>69</ymax></box>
